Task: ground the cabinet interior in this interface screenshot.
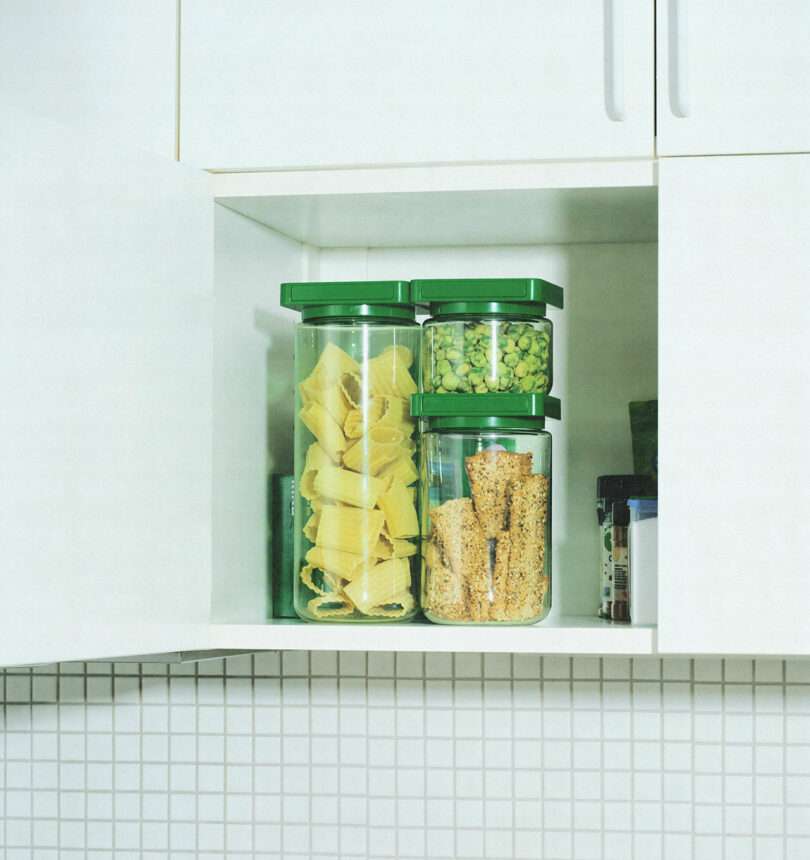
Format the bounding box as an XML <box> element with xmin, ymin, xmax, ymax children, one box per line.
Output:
<box><xmin>211</xmin><ymin>183</ymin><xmax>658</xmax><ymax>632</ymax></box>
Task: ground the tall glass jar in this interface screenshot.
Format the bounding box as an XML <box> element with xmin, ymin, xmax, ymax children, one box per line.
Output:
<box><xmin>412</xmin><ymin>278</ymin><xmax>563</xmax><ymax>396</ymax></box>
<box><xmin>281</xmin><ymin>281</ymin><xmax>421</xmax><ymax>623</ymax></box>
<box><xmin>411</xmin><ymin>394</ymin><xmax>559</xmax><ymax>625</ymax></box>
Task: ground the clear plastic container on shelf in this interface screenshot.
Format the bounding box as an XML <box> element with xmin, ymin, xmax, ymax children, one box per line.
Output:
<box><xmin>280</xmin><ymin>281</ymin><xmax>421</xmax><ymax>623</ymax></box>
<box><xmin>628</xmin><ymin>497</ymin><xmax>658</xmax><ymax>626</ymax></box>
<box><xmin>412</xmin><ymin>278</ymin><xmax>564</xmax><ymax>396</ymax></box>
<box><xmin>410</xmin><ymin>393</ymin><xmax>560</xmax><ymax>625</ymax></box>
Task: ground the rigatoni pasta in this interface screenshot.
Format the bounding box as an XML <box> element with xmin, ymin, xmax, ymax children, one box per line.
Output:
<box><xmin>377</xmin><ymin>454</ymin><xmax>419</xmax><ymax>487</ymax></box>
<box><xmin>313</xmin><ymin>465</ymin><xmax>386</xmax><ymax>509</ymax></box>
<box><xmin>368</xmin><ymin>346</ymin><xmax>418</xmax><ymax>397</ymax></box>
<box><xmin>300</xmin><ymin>402</ymin><xmax>347</xmax><ymax>462</ymax></box>
<box><xmin>294</xmin><ymin>340</ymin><xmax>420</xmax><ymax>620</ymax></box>
<box><xmin>377</xmin><ymin>480</ymin><xmax>419</xmax><ymax>539</ymax></box>
<box><xmin>315</xmin><ymin>505</ymin><xmax>385</xmax><ymax>556</ymax></box>
<box><xmin>295</xmin><ymin>334</ymin><xmax>419</xmax><ymax>621</ymax></box>
<box><xmin>343</xmin><ymin>557</ymin><xmax>412</xmax><ymax>614</ymax></box>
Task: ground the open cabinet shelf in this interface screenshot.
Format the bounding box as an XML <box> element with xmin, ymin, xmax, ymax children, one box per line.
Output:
<box><xmin>207</xmin><ymin>616</ymin><xmax>656</xmax><ymax>656</ymax></box>
<box><xmin>208</xmin><ymin>158</ymin><xmax>659</xmax><ymax>657</ymax></box>
<box><xmin>212</xmin><ymin>159</ymin><xmax>658</xmax><ymax>248</ymax></box>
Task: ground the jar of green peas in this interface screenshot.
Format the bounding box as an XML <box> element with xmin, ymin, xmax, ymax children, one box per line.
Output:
<box><xmin>412</xmin><ymin>278</ymin><xmax>564</xmax><ymax>396</ymax></box>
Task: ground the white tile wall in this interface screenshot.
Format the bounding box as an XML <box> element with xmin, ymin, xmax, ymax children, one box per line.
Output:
<box><xmin>2</xmin><ymin>654</ymin><xmax>810</xmax><ymax>859</ymax></box>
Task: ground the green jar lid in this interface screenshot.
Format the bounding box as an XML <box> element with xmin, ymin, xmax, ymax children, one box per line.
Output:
<box><xmin>410</xmin><ymin>393</ymin><xmax>560</xmax><ymax>430</ymax></box>
<box><xmin>280</xmin><ymin>280</ymin><xmax>416</xmax><ymax>321</ymax></box>
<box><xmin>411</xmin><ymin>278</ymin><xmax>564</xmax><ymax>317</ymax></box>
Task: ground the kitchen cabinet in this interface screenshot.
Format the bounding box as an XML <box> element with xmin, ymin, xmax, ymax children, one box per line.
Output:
<box><xmin>208</xmin><ymin>162</ymin><xmax>659</xmax><ymax>656</ymax></box>
<box><xmin>6</xmin><ymin>101</ymin><xmax>809</xmax><ymax>662</ymax></box>
<box><xmin>0</xmin><ymin>110</ymin><xmax>212</xmax><ymax>666</ymax></box>
<box><xmin>658</xmin><ymin>154</ymin><xmax>810</xmax><ymax>654</ymax></box>
<box><xmin>0</xmin><ymin>0</ymin><xmax>177</xmax><ymax>159</ymax></box>
<box><xmin>181</xmin><ymin>0</ymin><xmax>654</xmax><ymax>170</ymax></box>
<box><xmin>657</xmin><ymin>1</ymin><xmax>810</xmax><ymax>156</ymax></box>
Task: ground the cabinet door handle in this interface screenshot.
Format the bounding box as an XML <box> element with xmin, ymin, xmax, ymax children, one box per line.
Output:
<box><xmin>603</xmin><ymin>0</ymin><xmax>626</xmax><ymax>121</ymax></box>
<box><xmin>667</xmin><ymin>0</ymin><xmax>690</xmax><ymax>117</ymax></box>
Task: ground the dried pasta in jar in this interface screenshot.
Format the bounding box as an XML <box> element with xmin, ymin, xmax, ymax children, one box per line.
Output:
<box><xmin>281</xmin><ymin>279</ymin><xmax>421</xmax><ymax>623</ymax></box>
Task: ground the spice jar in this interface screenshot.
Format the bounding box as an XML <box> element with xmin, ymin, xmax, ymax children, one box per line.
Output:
<box><xmin>281</xmin><ymin>281</ymin><xmax>421</xmax><ymax>623</ymax></box>
<box><xmin>596</xmin><ymin>475</ymin><xmax>655</xmax><ymax>623</ymax></box>
<box><xmin>411</xmin><ymin>393</ymin><xmax>560</xmax><ymax>625</ymax></box>
<box><xmin>412</xmin><ymin>278</ymin><xmax>564</xmax><ymax>396</ymax></box>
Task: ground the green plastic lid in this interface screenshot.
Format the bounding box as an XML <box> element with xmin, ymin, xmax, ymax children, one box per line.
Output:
<box><xmin>280</xmin><ymin>280</ymin><xmax>416</xmax><ymax>322</ymax></box>
<box><xmin>410</xmin><ymin>392</ymin><xmax>560</xmax><ymax>431</ymax></box>
<box><xmin>411</xmin><ymin>278</ymin><xmax>564</xmax><ymax>318</ymax></box>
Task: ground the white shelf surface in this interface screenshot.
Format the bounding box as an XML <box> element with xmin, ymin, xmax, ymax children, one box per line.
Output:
<box><xmin>211</xmin><ymin>159</ymin><xmax>658</xmax><ymax>248</ymax></box>
<box><xmin>206</xmin><ymin>617</ymin><xmax>657</xmax><ymax>656</ymax></box>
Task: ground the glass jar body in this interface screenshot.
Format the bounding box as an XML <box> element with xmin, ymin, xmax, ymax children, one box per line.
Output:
<box><xmin>422</xmin><ymin>316</ymin><xmax>553</xmax><ymax>395</ymax></box>
<box><xmin>420</xmin><ymin>428</ymin><xmax>552</xmax><ymax>625</ymax></box>
<box><xmin>292</xmin><ymin>319</ymin><xmax>421</xmax><ymax>622</ymax></box>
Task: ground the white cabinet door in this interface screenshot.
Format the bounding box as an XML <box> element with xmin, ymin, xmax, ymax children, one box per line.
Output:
<box><xmin>181</xmin><ymin>0</ymin><xmax>654</xmax><ymax>169</ymax></box>
<box><xmin>0</xmin><ymin>110</ymin><xmax>212</xmax><ymax>666</ymax></box>
<box><xmin>657</xmin><ymin>1</ymin><xmax>810</xmax><ymax>156</ymax></box>
<box><xmin>658</xmin><ymin>154</ymin><xmax>810</xmax><ymax>655</ymax></box>
<box><xmin>0</xmin><ymin>0</ymin><xmax>177</xmax><ymax>159</ymax></box>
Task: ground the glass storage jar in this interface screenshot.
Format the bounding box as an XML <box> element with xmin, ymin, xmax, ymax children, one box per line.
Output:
<box><xmin>410</xmin><ymin>393</ymin><xmax>560</xmax><ymax>625</ymax></box>
<box><xmin>412</xmin><ymin>278</ymin><xmax>564</xmax><ymax>396</ymax></box>
<box><xmin>281</xmin><ymin>281</ymin><xmax>421</xmax><ymax>623</ymax></box>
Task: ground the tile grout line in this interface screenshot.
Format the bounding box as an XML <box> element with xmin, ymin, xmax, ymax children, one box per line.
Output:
<box><xmin>539</xmin><ymin>654</ymin><xmax>545</xmax><ymax>857</ymax></box>
<box><xmin>223</xmin><ymin>659</ymin><xmax>230</xmax><ymax>860</ymax></box>
<box><xmin>568</xmin><ymin>656</ymin><xmax>574</xmax><ymax>860</ymax></box>
<box><xmin>751</xmin><ymin>658</ymin><xmax>758</xmax><ymax>860</ymax></box>
<box><xmin>139</xmin><ymin>661</ymin><xmax>146</xmax><ymax>857</ymax></box>
<box><xmin>782</xmin><ymin>660</ymin><xmax>787</xmax><ymax>860</ymax></box>
<box><xmin>480</xmin><ymin>652</ymin><xmax>487</xmax><ymax>860</ymax></box>
<box><xmin>690</xmin><ymin>657</ymin><xmax>696</xmax><ymax>860</ymax></box>
<box><xmin>659</xmin><ymin>661</ymin><xmax>664</xmax><ymax>860</ymax></box>
<box><xmin>167</xmin><ymin>663</ymin><xmax>174</xmax><ymax>858</ymax></box>
<box><xmin>509</xmin><ymin>652</ymin><xmax>516</xmax><ymax>860</ymax></box>
<box><xmin>26</xmin><ymin>669</ymin><xmax>33</xmax><ymax>854</ymax></box>
<box><xmin>451</xmin><ymin>652</ymin><xmax>459</xmax><ymax>860</ymax></box>
<box><xmin>308</xmin><ymin>653</ymin><xmax>315</xmax><ymax>860</ymax></box>
<box><xmin>391</xmin><ymin>652</ymin><xmax>399</xmax><ymax>860</ymax></box>
<box><xmin>1</xmin><ymin>669</ymin><xmax>5</xmax><ymax>860</ymax></box>
<box><xmin>111</xmin><ymin>663</ymin><xmax>119</xmax><ymax>857</ymax></box>
<box><xmin>721</xmin><ymin>658</ymin><xmax>727</xmax><ymax>860</ymax></box>
<box><xmin>422</xmin><ymin>651</ymin><xmax>430</xmax><ymax>860</ymax></box>
<box><xmin>599</xmin><ymin>658</ymin><xmax>606</xmax><ymax>860</ymax></box>
<box><xmin>421</xmin><ymin>651</ymin><xmax>428</xmax><ymax>860</ymax></box>
<box><xmin>280</xmin><ymin>655</ymin><xmax>287</xmax><ymax>860</ymax></box>
<box><xmin>83</xmin><ymin>663</ymin><xmax>89</xmax><ymax>855</ymax></box>
<box><xmin>56</xmin><ymin>664</ymin><xmax>64</xmax><ymax>856</ymax></box>
<box><xmin>630</xmin><ymin>657</ymin><xmax>636</xmax><ymax>860</ymax></box>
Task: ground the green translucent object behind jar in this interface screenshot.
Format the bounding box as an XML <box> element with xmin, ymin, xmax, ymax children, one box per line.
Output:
<box><xmin>282</xmin><ymin>282</ymin><xmax>421</xmax><ymax>623</ymax></box>
<box><xmin>411</xmin><ymin>396</ymin><xmax>557</xmax><ymax>626</ymax></box>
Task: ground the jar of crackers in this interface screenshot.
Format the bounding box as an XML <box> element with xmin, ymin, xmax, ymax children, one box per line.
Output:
<box><xmin>410</xmin><ymin>393</ymin><xmax>559</xmax><ymax>625</ymax></box>
<box><xmin>280</xmin><ymin>281</ymin><xmax>421</xmax><ymax>623</ymax></box>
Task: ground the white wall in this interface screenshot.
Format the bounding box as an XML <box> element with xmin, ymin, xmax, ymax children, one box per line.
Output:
<box><xmin>2</xmin><ymin>653</ymin><xmax>808</xmax><ymax>858</ymax></box>
<box><xmin>0</xmin><ymin>1</ymin><xmax>177</xmax><ymax>159</ymax></box>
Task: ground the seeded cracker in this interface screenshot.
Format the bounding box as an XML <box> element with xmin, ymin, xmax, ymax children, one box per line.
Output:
<box><xmin>429</xmin><ymin>498</ymin><xmax>490</xmax><ymax>622</ymax></box>
<box><xmin>423</xmin><ymin>541</ymin><xmax>466</xmax><ymax>621</ymax></box>
<box><xmin>506</xmin><ymin>473</ymin><xmax>550</xmax><ymax>619</ymax></box>
<box><xmin>489</xmin><ymin>530</ymin><xmax>513</xmax><ymax>621</ymax></box>
<box><xmin>465</xmin><ymin>450</ymin><xmax>533</xmax><ymax>538</ymax></box>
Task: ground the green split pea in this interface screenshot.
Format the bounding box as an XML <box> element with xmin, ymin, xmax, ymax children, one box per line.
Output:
<box><xmin>425</xmin><ymin>320</ymin><xmax>551</xmax><ymax>394</ymax></box>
